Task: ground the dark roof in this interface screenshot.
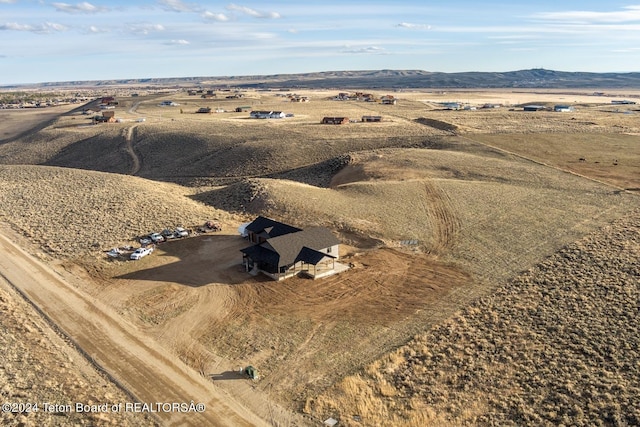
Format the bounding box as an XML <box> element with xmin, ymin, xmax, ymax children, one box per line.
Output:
<box><xmin>296</xmin><ymin>247</ymin><xmax>336</xmax><ymax>265</ymax></box>
<box><xmin>241</xmin><ymin>224</ymin><xmax>339</xmax><ymax>269</ymax></box>
<box><xmin>261</xmin><ymin>227</ymin><xmax>339</xmax><ymax>267</ymax></box>
<box><xmin>245</xmin><ymin>216</ymin><xmax>302</xmax><ymax>239</ymax></box>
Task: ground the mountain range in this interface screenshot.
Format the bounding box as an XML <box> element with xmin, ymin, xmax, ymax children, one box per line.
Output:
<box><xmin>5</xmin><ymin>68</ymin><xmax>640</xmax><ymax>90</ymax></box>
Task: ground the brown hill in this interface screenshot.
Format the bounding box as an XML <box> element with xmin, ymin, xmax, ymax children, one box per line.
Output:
<box><xmin>0</xmin><ymin>165</ymin><xmax>235</xmax><ymax>258</ymax></box>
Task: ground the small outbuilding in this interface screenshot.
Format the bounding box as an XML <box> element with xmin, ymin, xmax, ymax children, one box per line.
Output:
<box><xmin>321</xmin><ymin>117</ymin><xmax>349</xmax><ymax>125</ymax></box>
<box><xmin>523</xmin><ymin>105</ymin><xmax>546</xmax><ymax>112</ymax></box>
<box><xmin>250</xmin><ymin>110</ymin><xmax>286</xmax><ymax>119</ymax></box>
<box><xmin>554</xmin><ymin>105</ymin><xmax>575</xmax><ymax>112</ymax></box>
<box><xmin>362</xmin><ymin>115</ymin><xmax>382</xmax><ymax>122</ymax></box>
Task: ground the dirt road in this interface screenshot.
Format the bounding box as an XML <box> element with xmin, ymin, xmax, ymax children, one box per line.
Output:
<box><xmin>0</xmin><ymin>231</ymin><xmax>268</xmax><ymax>427</ymax></box>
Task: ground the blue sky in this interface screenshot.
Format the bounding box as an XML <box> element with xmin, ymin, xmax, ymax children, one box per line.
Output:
<box><xmin>1</xmin><ymin>1</ymin><xmax>639</xmax><ymax>84</ymax></box>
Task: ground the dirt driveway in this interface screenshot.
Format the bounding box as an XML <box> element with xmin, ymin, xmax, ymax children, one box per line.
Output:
<box><xmin>0</xmin><ymin>230</ymin><xmax>268</xmax><ymax>427</ymax></box>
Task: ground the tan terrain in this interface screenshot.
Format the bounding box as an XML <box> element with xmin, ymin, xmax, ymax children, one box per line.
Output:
<box><xmin>0</xmin><ymin>88</ymin><xmax>638</xmax><ymax>426</ymax></box>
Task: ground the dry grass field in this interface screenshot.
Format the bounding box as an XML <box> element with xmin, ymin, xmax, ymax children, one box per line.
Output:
<box><xmin>310</xmin><ymin>209</ymin><xmax>640</xmax><ymax>426</ymax></box>
<box><xmin>0</xmin><ymin>88</ymin><xmax>639</xmax><ymax>426</ymax></box>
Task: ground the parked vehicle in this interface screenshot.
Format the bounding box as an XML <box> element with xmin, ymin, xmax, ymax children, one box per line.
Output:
<box><xmin>139</xmin><ymin>236</ymin><xmax>152</xmax><ymax>246</ymax></box>
<box><xmin>106</xmin><ymin>248</ymin><xmax>123</xmax><ymax>258</ymax></box>
<box><xmin>174</xmin><ymin>227</ymin><xmax>189</xmax><ymax>238</ymax></box>
<box><xmin>205</xmin><ymin>221</ymin><xmax>222</xmax><ymax>231</ymax></box>
<box><xmin>161</xmin><ymin>228</ymin><xmax>176</xmax><ymax>239</ymax></box>
<box><xmin>150</xmin><ymin>233</ymin><xmax>165</xmax><ymax>243</ymax></box>
<box><xmin>130</xmin><ymin>246</ymin><xmax>154</xmax><ymax>260</ymax></box>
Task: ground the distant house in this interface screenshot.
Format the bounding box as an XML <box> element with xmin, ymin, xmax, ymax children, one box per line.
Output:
<box><xmin>240</xmin><ymin>216</ymin><xmax>344</xmax><ymax>281</ymax></box>
<box><xmin>95</xmin><ymin>110</ymin><xmax>116</xmax><ymax>123</ymax></box>
<box><xmin>443</xmin><ymin>102</ymin><xmax>461</xmax><ymax>110</ymax></box>
<box><xmin>196</xmin><ymin>107</ymin><xmax>212</xmax><ymax>113</ymax></box>
<box><xmin>381</xmin><ymin>95</ymin><xmax>396</xmax><ymax>105</ymax></box>
<box><xmin>523</xmin><ymin>105</ymin><xmax>546</xmax><ymax>112</ymax></box>
<box><xmin>611</xmin><ymin>100</ymin><xmax>637</xmax><ymax>105</ymax></box>
<box><xmin>361</xmin><ymin>115</ymin><xmax>382</xmax><ymax>122</ymax></box>
<box><xmin>100</xmin><ymin>96</ymin><xmax>116</xmax><ymax>105</ymax></box>
<box><xmin>250</xmin><ymin>110</ymin><xmax>286</xmax><ymax>119</ymax></box>
<box><xmin>235</xmin><ymin>106</ymin><xmax>251</xmax><ymax>112</ymax></box>
<box><xmin>321</xmin><ymin>117</ymin><xmax>349</xmax><ymax>125</ymax></box>
<box><xmin>554</xmin><ymin>105</ymin><xmax>575</xmax><ymax>112</ymax></box>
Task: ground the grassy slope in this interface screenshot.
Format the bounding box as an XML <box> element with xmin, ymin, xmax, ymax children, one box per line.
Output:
<box><xmin>310</xmin><ymin>208</ymin><xmax>640</xmax><ymax>426</ymax></box>
<box><xmin>0</xmin><ymin>165</ymin><xmax>234</xmax><ymax>257</ymax></box>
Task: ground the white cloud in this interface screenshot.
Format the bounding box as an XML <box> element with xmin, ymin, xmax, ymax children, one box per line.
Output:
<box><xmin>397</xmin><ymin>22</ymin><xmax>431</xmax><ymax>30</ymax></box>
<box><xmin>52</xmin><ymin>2</ymin><xmax>108</xmax><ymax>14</ymax></box>
<box><xmin>126</xmin><ymin>23</ymin><xmax>165</xmax><ymax>35</ymax></box>
<box><xmin>158</xmin><ymin>0</ymin><xmax>200</xmax><ymax>13</ymax></box>
<box><xmin>0</xmin><ymin>0</ymin><xmax>17</xmax><ymax>3</ymax></box>
<box><xmin>533</xmin><ymin>5</ymin><xmax>640</xmax><ymax>24</ymax></box>
<box><xmin>0</xmin><ymin>22</ymin><xmax>68</xmax><ymax>33</ymax></box>
<box><xmin>341</xmin><ymin>46</ymin><xmax>387</xmax><ymax>54</ymax></box>
<box><xmin>202</xmin><ymin>11</ymin><xmax>229</xmax><ymax>22</ymax></box>
<box><xmin>226</xmin><ymin>3</ymin><xmax>280</xmax><ymax>19</ymax></box>
<box><xmin>87</xmin><ymin>25</ymin><xmax>108</xmax><ymax>33</ymax></box>
<box><xmin>166</xmin><ymin>39</ymin><xmax>190</xmax><ymax>45</ymax></box>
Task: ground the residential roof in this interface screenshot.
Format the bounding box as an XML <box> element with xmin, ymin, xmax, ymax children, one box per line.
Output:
<box><xmin>241</xmin><ymin>225</ymin><xmax>339</xmax><ymax>269</ymax></box>
<box><xmin>245</xmin><ymin>216</ymin><xmax>302</xmax><ymax>239</ymax></box>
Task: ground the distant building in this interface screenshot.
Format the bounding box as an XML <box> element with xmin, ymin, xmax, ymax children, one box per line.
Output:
<box><xmin>361</xmin><ymin>115</ymin><xmax>382</xmax><ymax>122</ymax></box>
<box><xmin>441</xmin><ymin>102</ymin><xmax>461</xmax><ymax>110</ymax></box>
<box><xmin>196</xmin><ymin>107</ymin><xmax>212</xmax><ymax>113</ymax></box>
<box><xmin>321</xmin><ymin>117</ymin><xmax>349</xmax><ymax>125</ymax></box>
<box><xmin>381</xmin><ymin>95</ymin><xmax>396</xmax><ymax>105</ymax></box>
<box><xmin>523</xmin><ymin>105</ymin><xmax>546</xmax><ymax>112</ymax></box>
<box><xmin>95</xmin><ymin>110</ymin><xmax>116</xmax><ymax>123</ymax></box>
<box><xmin>250</xmin><ymin>111</ymin><xmax>286</xmax><ymax>119</ymax></box>
<box><xmin>554</xmin><ymin>105</ymin><xmax>575</xmax><ymax>112</ymax></box>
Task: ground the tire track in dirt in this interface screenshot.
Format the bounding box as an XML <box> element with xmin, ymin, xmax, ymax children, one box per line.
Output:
<box><xmin>123</xmin><ymin>125</ymin><xmax>141</xmax><ymax>175</ymax></box>
<box><xmin>420</xmin><ymin>180</ymin><xmax>461</xmax><ymax>255</ymax></box>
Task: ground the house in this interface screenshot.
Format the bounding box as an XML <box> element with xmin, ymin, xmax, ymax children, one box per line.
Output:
<box><xmin>321</xmin><ymin>117</ymin><xmax>349</xmax><ymax>125</ymax></box>
<box><xmin>441</xmin><ymin>102</ymin><xmax>461</xmax><ymax>110</ymax></box>
<box><xmin>523</xmin><ymin>105</ymin><xmax>546</xmax><ymax>112</ymax></box>
<box><xmin>361</xmin><ymin>115</ymin><xmax>382</xmax><ymax>122</ymax></box>
<box><xmin>240</xmin><ymin>216</ymin><xmax>343</xmax><ymax>280</ymax></box>
<box><xmin>612</xmin><ymin>100</ymin><xmax>637</xmax><ymax>105</ymax></box>
<box><xmin>250</xmin><ymin>111</ymin><xmax>286</xmax><ymax>119</ymax></box>
<box><xmin>554</xmin><ymin>105</ymin><xmax>575</xmax><ymax>112</ymax></box>
<box><xmin>196</xmin><ymin>107</ymin><xmax>212</xmax><ymax>113</ymax></box>
<box><xmin>95</xmin><ymin>110</ymin><xmax>116</xmax><ymax>123</ymax></box>
<box><xmin>381</xmin><ymin>95</ymin><xmax>396</xmax><ymax>105</ymax></box>
<box><xmin>100</xmin><ymin>96</ymin><xmax>116</xmax><ymax>105</ymax></box>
